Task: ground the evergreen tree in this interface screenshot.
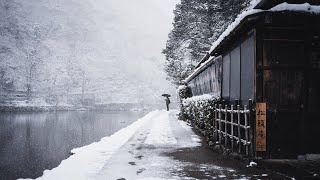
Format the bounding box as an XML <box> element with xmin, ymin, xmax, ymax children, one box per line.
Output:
<box><xmin>163</xmin><ymin>0</ymin><xmax>251</xmax><ymax>85</ymax></box>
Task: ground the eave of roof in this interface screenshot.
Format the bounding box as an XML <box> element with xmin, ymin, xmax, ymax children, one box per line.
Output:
<box><xmin>184</xmin><ymin>56</ymin><xmax>221</xmax><ymax>83</ymax></box>
<box><xmin>187</xmin><ymin>3</ymin><xmax>320</xmax><ymax>83</ymax></box>
<box><xmin>194</xmin><ymin>10</ymin><xmax>263</xmax><ymax>69</ymax></box>
<box><xmin>209</xmin><ymin>3</ymin><xmax>320</xmax><ymax>54</ymax></box>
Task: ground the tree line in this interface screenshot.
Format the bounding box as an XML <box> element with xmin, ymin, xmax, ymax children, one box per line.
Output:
<box><xmin>0</xmin><ymin>0</ymin><xmax>94</xmax><ymax>105</ymax></box>
<box><xmin>163</xmin><ymin>0</ymin><xmax>251</xmax><ymax>85</ymax></box>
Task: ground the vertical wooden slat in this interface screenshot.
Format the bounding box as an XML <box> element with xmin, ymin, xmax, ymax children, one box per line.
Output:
<box><xmin>237</xmin><ymin>104</ymin><xmax>241</xmax><ymax>153</ymax></box>
<box><xmin>214</xmin><ymin>104</ymin><xmax>218</xmax><ymax>142</ymax></box>
<box><xmin>249</xmin><ymin>99</ymin><xmax>254</xmax><ymax>157</ymax></box>
<box><xmin>219</xmin><ymin>104</ymin><xmax>222</xmax><ymax>143</ymax></box>
<box><xmin>244</xmin><ymin>105</ymin><xmax>249</xmax><ymax>156</ymax></box>
<box><xmin>231</xmin><ymin>105</ymin><xmax>234</xmax><ymax>151</ymax></box>
<box><xmin>224</xmin><ymin>104</ymin><xmax>228</xmax><ymax>147</ymax></box>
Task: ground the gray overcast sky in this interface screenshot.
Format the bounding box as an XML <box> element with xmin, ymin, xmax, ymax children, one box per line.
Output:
<box><xmin>87</xmin><ymin>0</ymin><xmax>179</xmax><ymax>103</ymax></box>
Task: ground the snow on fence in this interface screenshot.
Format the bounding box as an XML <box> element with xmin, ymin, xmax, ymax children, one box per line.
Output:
<box><xmin>179</xmin><ymin>92</ymin><xmax>254</xmax><ymax>156</ymax></box>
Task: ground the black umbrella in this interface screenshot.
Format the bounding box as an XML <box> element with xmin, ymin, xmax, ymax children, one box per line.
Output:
<box><xmin>162</xmin><ymin>94</ymin><xmax>171</xmax><ymax>97</ymax></box>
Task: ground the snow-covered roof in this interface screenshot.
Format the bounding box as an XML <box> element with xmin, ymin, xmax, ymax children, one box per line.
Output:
<box><xmin>186</xmin><ymin>2</ymin><xmax>320</xmax><ymax>83</ymax></box>
<box><xmin>209</xmin><ymin>3</ymin><xmax>320</xmax><ymax>55</ymax></box>
<box><xmin>253</xmin><ymin>0</ymin><xmax>320</xmax><ymax>10</ymax></box>
<box><xmin>270</xmin><ymin>2</ymin><xmax>320</xmax><ymax>13</ymax></box>
<box><xmin>207</xmin><ymin>9</ymin><xmax>262</xmax><ymax>54</ymax></box>
<box><xmin>184</xmin><ymin>55</ymin><xmax>221</xmax><ymax>83</ymax></box>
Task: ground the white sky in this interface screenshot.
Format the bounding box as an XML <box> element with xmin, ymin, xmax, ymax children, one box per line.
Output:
<box><xmin>88</xmin><ymin>0</ymin><xmax>179</xmax><ymax>103</ymax></box>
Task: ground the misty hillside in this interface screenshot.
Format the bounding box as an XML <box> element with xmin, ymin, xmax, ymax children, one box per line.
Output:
<box><xmin>0</xmin><ymin>0</ymin><xmax>177</xmax><ymax>106</ymax></box>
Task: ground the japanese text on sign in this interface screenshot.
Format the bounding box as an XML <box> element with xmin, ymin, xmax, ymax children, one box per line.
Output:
<box><xmin>256</xmin><ymin>103</ymin><xmax>266</xmax><ymax>152</ymax></box>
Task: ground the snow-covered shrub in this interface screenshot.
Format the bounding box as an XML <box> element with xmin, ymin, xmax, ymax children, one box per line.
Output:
<box><xmin>182</xmin><ymin>94</ymin><xmax>217</xmax><ymax>141</ymax></box>
<box><xmin>182</xmin><ymin>94</ymin><xmax>215</xmax><ymax>128</ymax></box>
<box><xmin>177</xmin><ymin>85</ymin><xmax>192</xmax><ymax>99</ymax></box>
<box><xmin>177</xmin><ymin>85</ymin><xmax>192</xmax><ymax>120</ymax></box>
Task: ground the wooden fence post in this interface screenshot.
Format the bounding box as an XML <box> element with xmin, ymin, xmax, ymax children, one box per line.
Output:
<box><xmin>237</xmin><ymin>104</ymin><xmax>241</xmax><ymax>153</ymax></box>
<box><xmin>218</xmin><ymin>104</ymin><xmax>222</xmax><ymax>144</ymax></box>
<box><xmin>214</xmin><ymin>104</ymin><xmax>218</xmax><ymax>142</ymax></box>
<box><xmin>231</xmin><ymin>105</ymin><xmax>234</xmax><ymax>151</ymax></box>
<box><xmin>244</xmin><ymin>105</ymin><xmax>249</xmax><ymax>156</ymax></box>
<box><xmin>224</xmin><ymin>104</ymin><xmax>228</xmax><ymax>147</ymax></box>
<box><xmin>248</xmin><ymin>99</ymin><xmax>254</xmax><ymax>156</ymax></box>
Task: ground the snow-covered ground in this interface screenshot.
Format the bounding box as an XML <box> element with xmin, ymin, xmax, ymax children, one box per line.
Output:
<box><xmin>23</xmin><ymin>110</ymin><xmax>201</xmax><ymax>180</ymax></box>
<box><xmin>20</xmin><ymin>109</ymin><xmax>285</xmax><ymax>180</ymax></box>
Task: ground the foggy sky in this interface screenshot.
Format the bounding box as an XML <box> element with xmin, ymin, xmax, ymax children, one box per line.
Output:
<box><xmin>2</xmin><ymin>0</ymin><xmax>179</xmax><ymax>104</ymax></box>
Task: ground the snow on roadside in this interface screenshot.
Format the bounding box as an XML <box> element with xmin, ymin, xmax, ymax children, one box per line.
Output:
<box><xmin>145</xmin><ymin>111</ymin><xmax>177</xmax><ymax>146</ymax></box>
<box><xmin>21</xmin><ymin>110</ymin><xmax>162</xmax><ymax>180</ymax></box>
<box><xmin>177</xmin><ymin>120</ymin><xmax>201</xmax><ymax>146</ymax></box>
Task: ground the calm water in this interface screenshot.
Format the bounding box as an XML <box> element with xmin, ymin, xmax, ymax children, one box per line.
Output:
<box><xmin>0</xmin><ymin>111</ymin><xmax>146</xmax><ymax>180</ymax></box>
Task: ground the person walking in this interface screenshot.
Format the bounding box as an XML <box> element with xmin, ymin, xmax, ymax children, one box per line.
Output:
<box><xmin>165</xmin><ymin>96</ymin><xmax>171</xmax><ymax>111</ymax></box>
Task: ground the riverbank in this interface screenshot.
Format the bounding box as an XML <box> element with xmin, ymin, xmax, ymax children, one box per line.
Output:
<box><xmin>0</xmin><ymin>103</ymin><xmax>167</xmax><ymax>112</ymax></box>
<box><xmin>0</xmin><ymin>105</ymin><xmax>92</xmax><ymax>112</ymax></box>
<box><xmin>0</xmin><ymin>110</ymin><xmax>146</xmax><ymax>180</ymax></box>
<box><xmin>27</xmin><ymin>110</ymin><xmax>287</xmax><ymax>180</ymax></box>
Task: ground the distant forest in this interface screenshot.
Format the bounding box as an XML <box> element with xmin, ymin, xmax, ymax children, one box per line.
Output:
<box><xmin>0</xmin><ymin>0</ymin><xmax>95</xmax><ymax>104</ymax></box>
<box><xmin>0</xmin><ymin>0</ymin><xmax>176</xmax><ymax>107</ymax></box>
<box><xmin>163</xmin><ymin>0</ymin><xmax>251</xmax><ymax>85</ymax></box>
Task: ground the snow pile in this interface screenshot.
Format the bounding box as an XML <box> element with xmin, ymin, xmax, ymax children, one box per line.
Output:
<box><xmin>246</xmin><ymin>161</ymin><xmax>257</xmax><ymax>167</ymax></box>
<box><xmin>22</xmin><ymin>110</ymin><xmax>162</xmax><ymax>180</ymax></box>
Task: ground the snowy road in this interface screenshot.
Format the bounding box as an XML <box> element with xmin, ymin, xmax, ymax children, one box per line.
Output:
<box><xmin>29</xmin><ymin>110</ymin><xmax>284</xmax><ymax>180</ymax></box>
<box><xmin>95</xmin><ymin>110</ymin><xmax>201</xmax><ymax>180</ymax></box>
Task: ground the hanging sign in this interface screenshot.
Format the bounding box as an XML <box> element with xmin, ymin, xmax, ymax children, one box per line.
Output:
<box><xmin>256</xmin><ymin>103</ymin><xmax>267</xmax><ymax>152</ymax></box>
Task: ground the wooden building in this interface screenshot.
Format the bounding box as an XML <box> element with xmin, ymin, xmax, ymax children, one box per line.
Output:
<box><xmin>185</xmin><ymin>0</ymin><xmax>320</xmax><ymax>158</ymax></box>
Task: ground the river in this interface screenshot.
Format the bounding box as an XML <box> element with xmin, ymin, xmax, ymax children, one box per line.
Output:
<box><xmin>0</xmin><ymin>110</ymin><xmax>146</xmax><ymax>180</ymax></box>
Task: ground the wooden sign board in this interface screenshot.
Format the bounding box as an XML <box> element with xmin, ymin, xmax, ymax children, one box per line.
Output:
<box><xmin>256</xmin><ymin>103</ymin><xmax>266</xmax><ymax>152</ymax></box>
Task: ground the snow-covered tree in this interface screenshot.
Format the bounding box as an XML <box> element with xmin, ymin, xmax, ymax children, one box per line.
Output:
<box><xmin>163</xmin><ymin>0</ymin><xmax>251</xmax><ymax>85</ymax></box>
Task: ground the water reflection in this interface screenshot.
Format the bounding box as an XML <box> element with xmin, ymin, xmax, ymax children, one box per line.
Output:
<box><xmin>0</xmin><ymin>111</ymin><xmax>146</xmax><ymax>180</ymax></box>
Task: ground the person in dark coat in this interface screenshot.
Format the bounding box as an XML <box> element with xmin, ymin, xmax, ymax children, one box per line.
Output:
<box><xmin>165</xmin><ymin>97</ymin><xmax>171</xmax><ymax>111</ymax></box>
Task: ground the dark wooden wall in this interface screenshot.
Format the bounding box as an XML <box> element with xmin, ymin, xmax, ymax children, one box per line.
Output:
<box><xmin>256</xmin><ymin>12</ymin><xmax>320</xmax><ymax>158</ymax></box>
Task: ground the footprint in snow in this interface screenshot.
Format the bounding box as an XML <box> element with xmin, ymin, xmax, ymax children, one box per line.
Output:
<box><xmin>136</xmin><ymin>168</ymin><xmax>146</xmax><ymax>175</ymax></box>
<box><xmin>135</xmin><ymin>155</ymin><xmax>144</xmax><ymax>160</ymax></box>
